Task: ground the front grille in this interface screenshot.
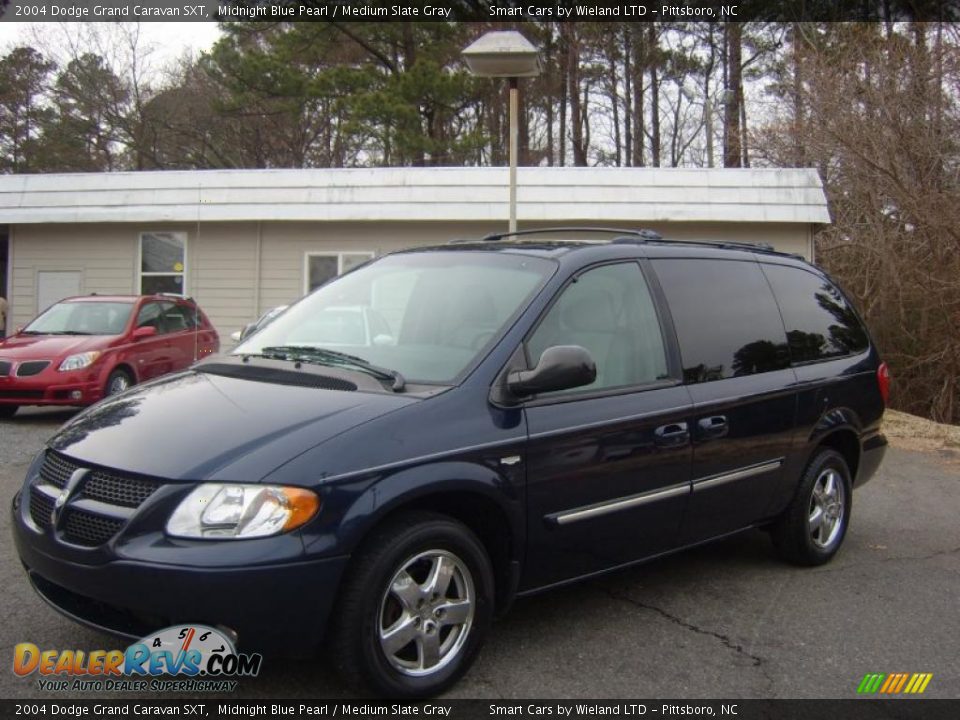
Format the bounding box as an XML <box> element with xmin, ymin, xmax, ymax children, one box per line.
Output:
<box><xmin>33</xmin><ymin>450</ymin><xmax>167</xmax><ymax>548</ymax></box>
<box><xmin>0</xmin><ymin>390</ymin><xmax>44</xmax><ymax>399</ymax></box>
<box><xmin>40</xmin><ymin>451</ymin><xmax>78</xmax><ymax>490</ymax></box>
<box><xmin>81</xmin><ymin>470</ymin><xmax>160</xmax><ymax>508</ymax></box>
<box><xmin>62</xmin><ymin>510</ymin><xmax>125</xmax><ymax>547</ymax></box>
<box><xmin>29</xmin><ymin>488</ymin><xmax>55</xmax><ymax>529</ymax></box>
<box><xmin>0</xmin><ymin>360</ymin><xmax>11</xmax><ymax>376</ymax></box>
<box><xmin>16</xmin><ymin>361</ymin><xmax>51</xmax><ymax>377</ymax></box>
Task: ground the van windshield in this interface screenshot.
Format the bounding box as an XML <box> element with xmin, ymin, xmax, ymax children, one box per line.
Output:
<box><xmin>234</xmin><ymin>251</ymin><xmax>556</xmax><ymax>384</ymax></box>
<box><xmin>23</xmin><ymin>301</ymin><xmax>134</xmax><ymax>336</ymax></box>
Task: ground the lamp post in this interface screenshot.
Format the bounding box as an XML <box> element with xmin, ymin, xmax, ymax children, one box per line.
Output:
<box><xmin>462</xmin><ymin>31</ymin><xmax>541</xmax><ymax>234</ymax></box>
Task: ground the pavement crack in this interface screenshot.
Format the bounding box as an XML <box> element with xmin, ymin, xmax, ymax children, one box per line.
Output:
<box><xmin>599</xmin><ymin>586</ymin><xmax>764</xmax><ymax>668</ymax></box>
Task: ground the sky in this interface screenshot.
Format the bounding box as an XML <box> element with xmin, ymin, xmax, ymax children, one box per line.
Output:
<box><xmin>0</xmin><ymin>22</ymin><xmax>222</xmax><ymax>79</ymax></box>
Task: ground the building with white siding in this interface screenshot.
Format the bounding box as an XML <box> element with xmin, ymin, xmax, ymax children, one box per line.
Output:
<box><xmin>0</xmin><ymin>167</ymin><xmax>830</xmax><ymax>340</ymax></box>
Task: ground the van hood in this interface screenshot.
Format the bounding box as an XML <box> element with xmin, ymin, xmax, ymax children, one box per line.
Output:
<box><xmin>0</xmin><ymin>333</ymin><xmax>112</xmax><ymax>360</ymax></box>
<box><xmin>47</xmin><ymin>368</ymin><xmax>418</xmax><ymax>482</ymax></box>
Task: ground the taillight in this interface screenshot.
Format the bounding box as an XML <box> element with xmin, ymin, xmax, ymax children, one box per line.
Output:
<box><xmin>877</xmin><ymin>362</ymin><xmax>891</xmax><ymax>405</ymax></box>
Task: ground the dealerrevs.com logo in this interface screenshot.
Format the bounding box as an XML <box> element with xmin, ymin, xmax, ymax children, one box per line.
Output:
<box><xmin>14</xmin><ymin>625</ymin><xmax>262</xmax><ymax>692</ymax></box>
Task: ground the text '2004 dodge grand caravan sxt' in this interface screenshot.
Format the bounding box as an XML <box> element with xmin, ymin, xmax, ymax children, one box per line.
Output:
<box><xmin>13</xmin><ymin>229</ymin><xmax>888</xmax><ymax>697</ymax></box>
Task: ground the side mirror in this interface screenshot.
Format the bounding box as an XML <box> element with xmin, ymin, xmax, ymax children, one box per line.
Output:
<box><xmin>238</xmin><ymin>322</ymin><xmax>258</xmax><ymax>341</ymax></box>
<box><xmin>132</xmin><ymin>326</ymin><xmax>157</xmax><ymax>340</ymax></box>
<box><xmin>507</xmin><ymin>345</ymin><xmax>596</xmax><ymax>397</ymax></box>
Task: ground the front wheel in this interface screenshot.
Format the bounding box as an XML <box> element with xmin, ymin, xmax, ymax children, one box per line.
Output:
<box><xmin>331</xmin><ymin>511</ymin><xmax>494</xmax><ymax>697</ymax></box>
<box><xmin>0</xmin><ymin>405</ymin><xmax>18</xmax><ymax>419</ymax></box>
<box><xmin>104</xmin><ymin>368</ymin><xmax>133</xmax><ymax>397</ymax></box>
<box><xmin>772</xmin><ymin>449</ymin><xmax>852</xmax><ymax>566</ymax></box>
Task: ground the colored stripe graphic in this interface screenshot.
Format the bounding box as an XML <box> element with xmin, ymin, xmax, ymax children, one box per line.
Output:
<box><xmin>858</xmin><ymin>672</ymin><xmax>932</xmax><ymax>694</ymax></box>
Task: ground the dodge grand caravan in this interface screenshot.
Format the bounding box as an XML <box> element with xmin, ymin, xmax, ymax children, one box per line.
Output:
<box><xmin>13</xmin><ymin>229</ymin><xmax>888</xmax><ymax>697</ymax></box>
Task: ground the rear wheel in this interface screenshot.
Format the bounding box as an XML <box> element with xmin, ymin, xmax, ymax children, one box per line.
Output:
<box><xmin>105</xmin><ymin>368</ymin><xmax>133</xmax><ymax>397</ymax></box>
<box><xmin>0</xmin><ymin>405</ymin><xmax>18</xmax><ymax>419</ymax></box>
<box><xmin>331</xmin><ymin>511</ymin><xmax>494</xmax><ymax>698</ymax></box>
<box><xmin>773</xmin><ymin>449</ymin><xmax>852</xmax><ymax>566</ymax></box>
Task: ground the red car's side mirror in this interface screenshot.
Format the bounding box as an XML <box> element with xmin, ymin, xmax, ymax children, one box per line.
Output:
<box><xmin>132</xmin><ymin>326</ymin><xmax>157</xmax><ymax>340</ymax></box>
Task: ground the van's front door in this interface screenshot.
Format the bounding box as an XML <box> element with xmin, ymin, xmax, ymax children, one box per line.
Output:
<box><xmin>519</xmin><ymin>262</ymin><xmax>693</xmax><ymax>590</ymax></box>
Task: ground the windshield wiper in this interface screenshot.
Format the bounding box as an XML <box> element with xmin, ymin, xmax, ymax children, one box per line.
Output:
<box><xmin>257</xmin><ymin>345</ymin><xmax>406</xmax><ymax>392</ymax></box>
<box><xmin>19</xmin><ymin>330</ymin><xmax>93</xmax><ymax>335</ymax></box>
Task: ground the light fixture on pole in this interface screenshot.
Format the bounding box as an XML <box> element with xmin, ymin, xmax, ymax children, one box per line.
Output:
<box><xmin>462</xmin><ymin>31</ymin><xmax>541</xmax><ymax>234</ymax></box>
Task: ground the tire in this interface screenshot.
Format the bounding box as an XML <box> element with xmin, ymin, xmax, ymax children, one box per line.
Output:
<box><xmin>330</xmin><ymin>511</ymin><xmax>495</xmax><ymax>698</ymax></box>
<box><xmin>0</xmin><ymin>405</ymin><xmax>18</xmax><ymax>419</ymax></box>
<box><xmin>772</xmin><ymin>449</ymin><xmax>852</xmax><ymax>566</ymax></box>
<box><xmin>104</xmin><ymin>368</ymin><xmax>133</xmax><ymax>397</ymax></box>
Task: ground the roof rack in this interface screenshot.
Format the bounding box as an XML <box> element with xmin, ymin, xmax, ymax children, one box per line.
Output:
<box><xmin>476</xmin><ymin>227</ymin><xmax>663</xmax><ymax>243</ymax></box>
<box><xmin>449</xmin><ymin>225</ymin><xmax>801</xmax><ymax>259</ymax></box>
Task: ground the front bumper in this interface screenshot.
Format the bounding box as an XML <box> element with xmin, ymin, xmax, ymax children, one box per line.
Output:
<box><xmin>0</xmin><ymin>371</ymin><xmax>103</xmax><ymax>406</ymax></box>
<box><xmin>13</xmin><ymin>494</ymin><xmax>349</xmax><ymax>657</ymax></box>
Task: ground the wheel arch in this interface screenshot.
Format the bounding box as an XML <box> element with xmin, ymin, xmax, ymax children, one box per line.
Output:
<box><xmin>336</xmin><ymin>464</ymin><xmax>524</xmax><ymax>613</ymax></box>
<box><xmin>108</xmin><ymin>362</ymin><xmax>138</xmax><ymax>385</ymax></box>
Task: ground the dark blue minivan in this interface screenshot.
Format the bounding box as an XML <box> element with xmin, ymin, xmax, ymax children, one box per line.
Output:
<box><xmin>13</xmin><ymin>230</ymin><xmax>888</xmax><ymax>696</ymax></box>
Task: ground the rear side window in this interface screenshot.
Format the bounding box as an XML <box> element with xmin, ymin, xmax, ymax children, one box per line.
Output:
<box><xmin>162</xmin><ymin>302</ymin><xmax>198</xmax><ymax>332</ymax></box>
<box><xmin>652</xmin><ymin>259</ymin><xmax>789</xmax><ymax>383</ymax></box>
<box><xmin>761</xmin><ymin>264</ymin><xmax>869</xmax><ymax>363</ymax></box>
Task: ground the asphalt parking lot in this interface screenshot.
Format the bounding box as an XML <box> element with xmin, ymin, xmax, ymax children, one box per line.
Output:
<box><xmin>1</xmin><ymin>407</ymin><xmax>958</xmax><ymax>700</ymax></box>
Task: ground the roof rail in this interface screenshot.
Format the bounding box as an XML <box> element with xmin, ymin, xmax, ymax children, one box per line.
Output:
<box><xmin>476</xmin><ymin>227</ymin><xmax>663</xmax><ymax>243</ymax></box>
<box><xmin>448</xmin><ymin>226</ymin><xmax>801</xmax><ymax>259</ymax></box>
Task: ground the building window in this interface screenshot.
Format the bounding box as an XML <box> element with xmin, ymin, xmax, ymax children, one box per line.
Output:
<box><xmin>304</xmin><ymin>251</ymin><xmax>374</xmax><ymax>294</ymax></box>
<box><xmin>140</xmin><ymin>232</ymin><xmax>186</xmax><ymax>296</ymax></box>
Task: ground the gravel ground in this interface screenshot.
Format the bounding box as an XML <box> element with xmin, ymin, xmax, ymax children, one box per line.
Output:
<box><xmin>0</xmin><ymin>406</ymin><xmax>958</xmax><ymax>699</ymax></box>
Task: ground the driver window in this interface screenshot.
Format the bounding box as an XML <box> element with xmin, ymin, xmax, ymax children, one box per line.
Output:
<box><xmin>135</xmin><ymin>302</ymin><xmax>163</xmax><ymax>333</ymax></box>
<box><xmin>526</xmin><ymin>263</ymin><xmax>669</xmax><ymax>393</ymax></box>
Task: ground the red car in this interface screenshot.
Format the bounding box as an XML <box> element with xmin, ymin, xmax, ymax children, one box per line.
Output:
<box><xmin>0</xmin><ymin>295</ymin><xmax>219</xmax><ymax>418</ymax></box>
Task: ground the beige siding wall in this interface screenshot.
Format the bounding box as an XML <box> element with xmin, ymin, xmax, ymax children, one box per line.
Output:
<box><xmin>9</xmin><ymin>220</ymin><xmax>811</xmax><ymax>340</ymax></box>
<box><xmin>10</xmin><ymin>224</ymin><xmax>138</xmax><ymax>329</ymax></box>
<box><xmin>189</xmin><ymin>223</ymin><xmax>258</xmax><ymax>342</ymax></box>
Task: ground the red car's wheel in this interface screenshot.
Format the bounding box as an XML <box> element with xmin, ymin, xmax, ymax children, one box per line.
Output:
<box><xmin>105</xmin><ymin>369</ymin><xmax>134</xmax><ymax>397</ymax></box>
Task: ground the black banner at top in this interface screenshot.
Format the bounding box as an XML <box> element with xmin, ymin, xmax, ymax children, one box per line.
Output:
<box><xmin>0</xmin><ymin>0</ymin><xmax>958</xmax><ymax>23</ymax></box>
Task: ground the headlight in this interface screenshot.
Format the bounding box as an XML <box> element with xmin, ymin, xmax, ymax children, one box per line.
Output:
<box><xmin>58</xmin><ymin>352</ymin><xmax>101</xmax><ymax>371</ymax></box>
<box><xmin>166</xmin><ymin>483</ymin><xmax>320</xmax><ymax>539</ymax></box>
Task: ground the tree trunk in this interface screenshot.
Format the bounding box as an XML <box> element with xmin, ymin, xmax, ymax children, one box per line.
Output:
<box><xmin>647</xmin><ymin>23</ymin><xmax>661</xmax><ymax>167</ymax></box>
<box><xmin>723</xmin><ymin>22</ymin><xmax>742</xmax><ymax>168</ymax></box>
<box><xmin>623</xmin><ymin>27</ymin><xmax>632</xmax><ymax>166</ymax></box>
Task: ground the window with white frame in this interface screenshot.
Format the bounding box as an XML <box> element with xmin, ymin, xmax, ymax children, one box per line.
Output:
<box><xmin>140</xmin><ymin>232</ymin><xmax>187</xmax><ymax>296</ymax></box>
<box><xmin>304</xmin><ymin>251</ymin><xmax>375</xmax><ymax>294</ymax></box>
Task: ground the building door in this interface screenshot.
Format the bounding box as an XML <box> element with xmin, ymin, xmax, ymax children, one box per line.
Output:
<box><xmin>37</xmin><ymin>271</ymin><xmax>82</xmax><ymax>314</ymax></box>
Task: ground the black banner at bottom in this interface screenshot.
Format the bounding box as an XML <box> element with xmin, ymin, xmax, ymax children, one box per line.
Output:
<box><xmin>0</xmin><ymin>700</ymin><xmax>958</xmax><ymax>720</ymax></box>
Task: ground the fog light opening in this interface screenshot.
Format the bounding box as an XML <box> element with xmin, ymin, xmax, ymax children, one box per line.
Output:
<box><xmin>69</xmin><ymin>391</ymin><xmax>83</xmax><ymax>400</ymax></box>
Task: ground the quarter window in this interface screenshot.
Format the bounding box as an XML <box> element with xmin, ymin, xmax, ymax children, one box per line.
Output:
<box><xmin>305</xmin><ymin>252</ymin><xmax>375</xmax><ymax>293</ymax></box>
<box><xmin>761</xmin><ymin>264</ymin><xmax>869</xmax><ymax>363</ymax></box>
<box><xmin>140</xmin><ymin>232</ymin><xmax>186</xmax><ymax>296</ymax></box>
<box><xmin>527</xmin><ymin>263</ymin><xmax>669</xmax><ymax>394</ymax></box>
<box><xmin>652</xmin><ymin>259</ymin><xmax>789</xmax><ymax>383</ymax></box>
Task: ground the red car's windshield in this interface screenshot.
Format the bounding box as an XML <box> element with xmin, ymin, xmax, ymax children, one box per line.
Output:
<box><xmin>23</xmin><ymin>301</ymin><xmax>134</xmax><ymax>336</ymax></box>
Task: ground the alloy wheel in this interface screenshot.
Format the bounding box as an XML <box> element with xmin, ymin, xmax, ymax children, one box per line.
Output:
<box><xmin>377</xmin><ymin>549</ymin><xmax>475</xmax><ymax>677</ymax></box>
<box><xmin>809</xmin><ymin>468</ymin><xmax>845</xmax><ymax>548</ymax></box>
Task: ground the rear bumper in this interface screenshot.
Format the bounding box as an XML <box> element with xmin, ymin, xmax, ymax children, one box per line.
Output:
<box><xmin>856</xmin><ymin>432</ymin><xmax>887</xmax><ymax>488</ymax></box>
<box><xmin>13</xmin><ymin>496</ymin><xmax>349</xmax><ymax>656</ymax></box>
